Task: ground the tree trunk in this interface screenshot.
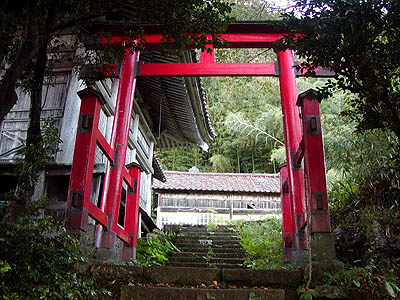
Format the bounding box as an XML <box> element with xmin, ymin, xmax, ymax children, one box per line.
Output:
<box><xmin>236</xmin><ymin>148</ymin><xmax>240</xmax><ymax>172</ymax></box>
<box><xmin>0</xmin><ymin>1</ymin><xmax>55</xmax><ymax>224</ymax></box>
<box><xmin>0</xmin><ymin>0</ymin><xmax>39</xmax><ymax>123</ymax></box>
<box><xmin>251</xmin><ymin>149</ymin><xmax>255</xmax><ymax>173</ymax></box>
<box><xmin>0</xmin><ymin>44</ymin><xmax>48</xmax><ymax>224</ymax></box>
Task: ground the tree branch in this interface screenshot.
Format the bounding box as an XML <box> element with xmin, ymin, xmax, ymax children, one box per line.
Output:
<box><xmin>0</xmin><ymin>1</ymin><xmax>39</xmax><ymax>123</ymax></box>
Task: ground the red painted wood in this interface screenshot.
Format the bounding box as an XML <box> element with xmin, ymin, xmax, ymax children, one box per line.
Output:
<box><xmin>122</xmin><ymin>167</ymin><xmax>132</xmax><ymax>187</ymax></box>
<box><xmin>126</xmin><ymin>166</ymin><xmax>141</xmax><ymax>249</ymax></box>
<box><xmin>102</xmin><ymin>32</ymin><xmax>289</xmax><ymax>49</ymax></box>
<box><xmin>94</xmin><ymin>128</ymin><xmax>114</xmax><ymax>163</ymax></box>
<box><xmin>277</xmin><ymin>50</ymin><xmax>306</xmax><ymax>251</ymax></box>
<box><xmin>86</xmin><ymin>201</ymin><xmax>108</xmax><ymax>227</ymax></box>
<box><xmin>200</xmin><ymin>44</ymin><xmax>215</xmax><ymax>64</ymax></box>
<box><xmin>219</xmin><ymin>32</ymin><xmax>286</xmax><ymax>45</ymax></box>
<box><xmin>114</xmin><ymin>224</ymin><xmax>131</xmax><ymax>244</ymax></box>
<box><xmin>279</xmin><ymin>164</ymin><xmax>295</xmax><ymax>261</ymax></box>
<box><xmin>300</xmin><ymin>94</ymin><xmax>331</xmax><ymax>233</ymax></box>
<box><xmin>66</xmin><ymin>92</ymin><xmax>101</xmax><ymax>230</ymax></box>
<box><xmin>102</xmin><ymin>51</ymin><xmax>140</xmax><ymax>241</ymax></box>
<box><xmin>140</xmin><ymin>62</ymin><xmax>276</xmax><ymax>77</ymax></box>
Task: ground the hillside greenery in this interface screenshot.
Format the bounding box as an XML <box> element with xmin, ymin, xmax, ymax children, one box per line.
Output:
<box><xmin>156</xmin><ymin>1</ymin><xmax>400</xmax><ymax>298</ymax></box>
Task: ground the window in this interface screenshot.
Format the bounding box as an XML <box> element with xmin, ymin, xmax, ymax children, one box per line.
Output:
<box><xmin>118</xmin><ymin>182</ymin><xmax>127</xmax><ymax>227</ymax></box>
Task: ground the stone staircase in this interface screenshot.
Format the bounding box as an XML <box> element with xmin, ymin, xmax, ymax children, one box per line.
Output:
<box><xmin>89</xmin><ymin>225</ymin><xmax>367</xmax><ymax>300</ymax></box>
<box><xmin>91</xmin><ymin>225</ymin><xmax>304</xmax><ymax>300</ymax></box>
<box><xmin>166</xmin><ymin>225</ymin><xmax>246</xmax><ymax>269</ymax></box>
<box><xmin>93</xmin><ymin>264</ymin><xmax>303</xmax><ymax>300</ymax></box>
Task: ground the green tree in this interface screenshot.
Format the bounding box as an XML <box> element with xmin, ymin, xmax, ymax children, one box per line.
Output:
<box><xmin>281</xmin><ymin>0</ymin><xmax>400</xmax><ymax>141</ymax></box>
<box><xmin>0</xmin><ymin>0</ymin><xmax>233</xmax><ymax>122</ymax></box>
<box><xmin>0</xmin><ymin>0</ymin><xmax>233</xmax><ymax>220</ymax></box>
<box><xmin>210</xmin><ymin>154</ymin><xmax>233</xmax><ymax>172</ymax></box>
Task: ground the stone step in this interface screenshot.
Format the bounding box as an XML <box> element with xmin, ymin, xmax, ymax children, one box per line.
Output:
<box><xmin>175</xmin><ymin>241</ymin><xmax>243</xmax><ymax>248</ymax></box>
<box><xmin>93</xmin><ymin>265</ymin><xmax>303</xmax><ymax>288</ymax></box>
<box><xmin>178</xmin><ymin>242</ymin><xmax>244</xmax><ymax>252</ymax></box>
<box><xmin>169</xmin><ymin>256</ymin><xmax>245</xmax><ymax>265</ymax></box>
<box><xmin>177</xmin><ymin>233</ymin><xmax>240</xmax><ymax>239</ymax></box>
<box><xmin>166</xmin><ymin>262</ymin><xmax>245</xmax><ymax>269</ymax></box>
<box><xmin>170</xmin><ymin>252</ymin><xmax>245</xmax><ymax>259</ymax></box>
<box><xmin>178</xmin><ymin>226</ymin><xmax>236</xmax><ymax>232</ymax></box>
<box><xmin>176</xmin><ymin>246</ymin><xmax>245</xmax><ymax>254</ymax></box>
<box><xmin>175</xmin><ymin>238</ymin><xmax>241</xmax><ymax>245</ymax></box>
<box><xmin>93</xmin><ymin>265</ymin><xmax>302</xmax><ymax>300</ymax></box>
<box><xmin>121</xmin><ymin>285</ymin><xmax>285</xmax><ymax>300</ymax></box>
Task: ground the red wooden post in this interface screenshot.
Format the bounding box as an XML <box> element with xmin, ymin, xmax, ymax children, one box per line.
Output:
<box><xmin>99</xmin><ymin>50</ymin><xmax>140</xmax><ymax>250</ymax></box>
<box><xmin>122</xmin><ymin>163</ymin><xmax>142</xmax><ymax>260</ymax></box>
<box><xmin>279</xmin><ymin>163</ymin><xmax>295</xmax><ymax>261</ymax></box>
<box><xmin>66</xmin><ymin>89</ymin><xmax>104</xmax><ymax>230</ymax></box>
<box><xmin>276</xmin><ymin>50</ymin><xmax>307</xmax><ymax>252</ymax></box>
<box><xmin>297</xmin><ymin>91</ymin><xmax>331</xmax><ymax>233</ymax></box>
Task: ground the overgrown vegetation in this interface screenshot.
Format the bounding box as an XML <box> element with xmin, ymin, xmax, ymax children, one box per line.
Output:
<box><xmin>282</xmin><ymin>0</ymin><xmax>400</xmax><ymax>141</ymax></box>
<box><xmin>0</xmin><ymin>120</ymin><xmax>110</xmax><ymax>299</ymax></box>
<box><xmin>0</xmin><ymin>200</ymin><xmax>110</xmax><ymax>299</ymax></box>
<box><xmin>1</xmin><ymin>119</ymin><xmax>60</xmax><ymax>224</ymax></box>
<box><xmin>327</xmin><ymin>145</ymin><xmax>400</xmax><ymax>298</ymax></box>
<box><xmin>230</xmin><ymin>218</ymin><xmax>285</xmax><ymax>269</ymax></box>
<box><xmin>133</xmin><ymin>230</ymin><xmax>179</xmax><ymax>266</ymax></box>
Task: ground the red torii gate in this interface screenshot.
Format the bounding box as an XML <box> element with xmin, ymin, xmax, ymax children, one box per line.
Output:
<box><xmin>66</xmin><ymin>23</ymin><xmax>334</xmax><ymax>263</ymax></box>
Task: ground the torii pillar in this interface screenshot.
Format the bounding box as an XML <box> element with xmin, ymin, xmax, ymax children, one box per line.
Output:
<box><xmin>276</xmin><ymin>50</ymin><xmax>308</xmax><ymax>266</ymax></box>
<box><xmin>297</xmin><ymin>91</ymin><xmax>336</xmax><ymax>261</ymax></box>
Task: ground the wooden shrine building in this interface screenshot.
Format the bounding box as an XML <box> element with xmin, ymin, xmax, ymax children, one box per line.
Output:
<box><xmin>153</xmin><ymin>170</ymin><xmax>281</xmax><ymax>228</ymax></box>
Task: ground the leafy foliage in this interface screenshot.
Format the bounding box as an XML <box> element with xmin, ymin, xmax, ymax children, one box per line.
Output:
<box><xmin>230</xmin><ymin>217</ymin><xmax>285</xmax><ymax>269</ymax></box>
<box><xmin>0</xmin><ymin>200</ymin><xmax>110</xmax><ymax>299</ymax></box>
<box><xmin>0</xmin><ymin>0</ymin><xmax>234</xmax><ymax>122</ymax></box>
<box><xmin>297</xmin><ymin>287</ymin><xmax>319</xmax><ymax>300</ymax></box>
<box><xmin>327</xmin><ymin>129</ymin><xmax>400</xmax><ymax>298</ymax></box>
<box><xmin>281</xmin><ymin>0</ymin><xmax>400</xmax><ymax>140</ymax></box>
<box><xmin>1</xmin><ymin>119</ymin><xmax>61</xmax><ymax>223</ymax></box>
<box><xmin>134</xmin><ymin>230</ymin><xmax>179</xmax><ymax>266</ymax></box>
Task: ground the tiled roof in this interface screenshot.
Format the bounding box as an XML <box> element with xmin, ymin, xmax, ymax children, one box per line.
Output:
<box><xmin>152</xmin><ymin>154</ymin><xmax>166</xmax><ymax>183</ymax></box>
<box><xmin>152</xmin><ymin>171</ymin><xmax>280</xmax><ymax>194</ymax></box>
<box><xmin>138</xmin><ymin>50</ymin><xmax>215</xmax><ymax>151</ymax></box>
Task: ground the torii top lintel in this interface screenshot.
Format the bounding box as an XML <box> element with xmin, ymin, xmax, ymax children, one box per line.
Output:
<box><xmin>102</xmin><ymin>22</ymin><xmax>332</xmax><ymax>77</ymax></box>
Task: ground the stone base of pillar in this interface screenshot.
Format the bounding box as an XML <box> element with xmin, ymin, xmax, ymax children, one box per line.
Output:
<box><xmin>96</xmin><ymin>235</ymin><xmax>124</xmax><ymax>264</ymax></box>
<box><xmin>79</xmin><ymin>224</ymin><xmax>97</xmax><ymax>253</ymax></box>
<box><xmin>122</xmin><ymin>245</ymin><xmax>136</xmax><ymax>261</ymax></box>
<box><xmin>291</xmin><ymin>250</ymin><xmax>309</xmax><ymax>268</ymax></box>
<box><xmin>95</xmin><ymin>229</ymin><xmax>123</xmax><ymax>264</ymax></box>
<box><xmin>311</xmin><ymin>259</ymin><xmax>345</xmax><ymax>284</ymax></box>
<box><xmin>309</xmin><ymin>232</ymin><xmax>344</xmax><ymax>283</ymax></box>
<box><xmin>311</xmin><ymin>232</ymin><xmax>336</xmax><ymax>261</ymax></box>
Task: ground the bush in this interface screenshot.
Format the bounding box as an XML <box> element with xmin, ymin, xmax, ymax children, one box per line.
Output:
<box><xmin>328</xmin><ymin>150</ymin><xmax>400</xmax><ymax>298</ymax></box>
<box><xmin>134</xmin><ymin>229</ymin><xmax>179</xmax><ymax>266</ymax></box>
<box><xmin>230</xmin><ymin>217</ymin><xmax>285</xmax><ymax>269</ymax></box>
<box><xmin>0</xmin><ymin>200</ymin><xmax>110</xmax><ymax>300</ymax></box>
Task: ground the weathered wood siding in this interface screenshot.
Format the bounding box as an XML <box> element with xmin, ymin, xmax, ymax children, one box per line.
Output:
<box><xmin>0</xmin><ymin>68</ymin><xmax>156</xmax><ymax>225</ymax></box>
<box><xmin>156</xmin><ymin>191</ymin><xmax>281</xmax><ymax>227</ymax></box>
<box><xmin>0</xmin><ymin>73</ymin><xmax>70</xmax><ymax>160</ymax></box>
<box><xmin>159</xmin><ymin>192</ymin><xmax>280</xmax><ymax>210</ymax></box>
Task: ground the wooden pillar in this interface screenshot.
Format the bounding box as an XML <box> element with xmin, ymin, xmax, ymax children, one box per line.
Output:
<box><xmin>279</xmin><ymin>163</ymin><xmax>295</xmax><ymax>262</ymax></box>
<box><xmin>276</xmin><ymin>50</ymin><xmax>307</xmax><ymax>256</ymax></box>
<box><xmin>98</xmin><ymin>50</ymin><xmax>140</xmax><ymax>250</ymax></box>
<box><xmin>122</xmin><ymin>163</ymin><xmax>142</xmax><ymax>260</ymax></box>
<box><xmin>66</xmin><ymin>89</ymin><xmax>103</xmax><ymax>231</ymax></box>
<box><xmin>297</xmin><ymin>91</ymin><xmax>335</xmax><ymax>260</ymax></box>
